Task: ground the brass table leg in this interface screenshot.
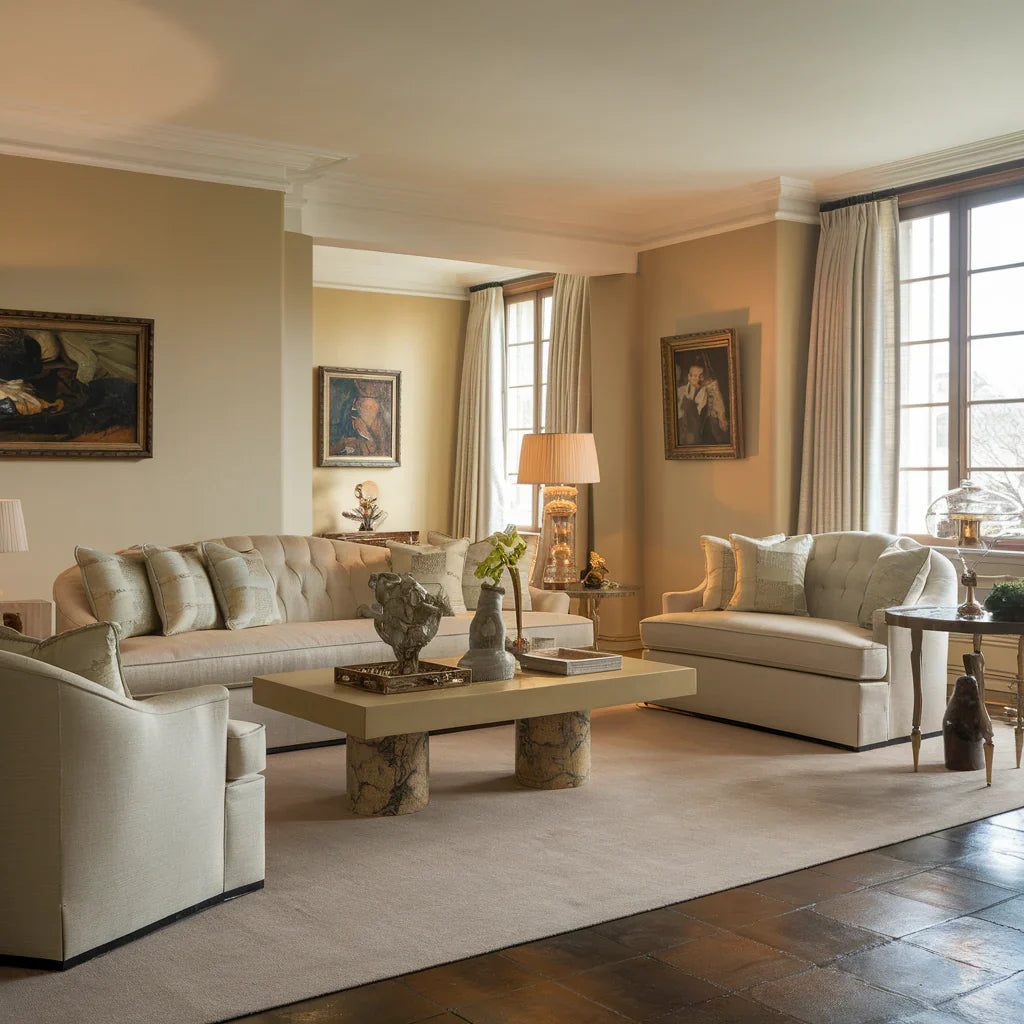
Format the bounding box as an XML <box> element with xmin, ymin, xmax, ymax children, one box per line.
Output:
<box><xmin>910</xmin><ymin>627</ymin><xmax>922</xmax><ymax>772</ymax></box>
<box><xmin>1016</xmin><ymin>636</ymin><xmax>1024</xmax><ymax>770</ymax></box>
<box><xmin>963</xmin><ymin>635</ymin><xmax>995</xmax><ymax>787</ymax></box>
<box><xmin>578</xmin><ymin>595</ymin><xmax>600</xmax><ymax>650</ymax></box>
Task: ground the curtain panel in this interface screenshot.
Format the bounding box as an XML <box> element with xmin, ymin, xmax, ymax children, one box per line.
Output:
<box><xmin>546</xmin><ymin>274</ymin><xmax>591</xmax><ymax>433</ymax></box>
<box><xmin>453</xmin><ymin>285</ymin><xmax>506</xmax><ymax>540</ymax></box>
<box><xmin>797</xmin><ymin>198</ymin><xmax>899</xmax><ymax>535</ymax></box>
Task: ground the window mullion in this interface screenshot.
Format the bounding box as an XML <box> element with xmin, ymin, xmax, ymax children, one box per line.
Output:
<box><xmin>951</xmin><ymin>196</ymin><xmax>968</xmax><ymax>489</ymax></box>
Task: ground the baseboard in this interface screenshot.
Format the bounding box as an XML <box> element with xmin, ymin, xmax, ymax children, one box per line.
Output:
<box><xmin>639</xmin><ymin>702</ymin><xmax>941</xmax><ymax>752</ymax></box>
<box><xmin>0</xmin><ymin>881</ymin><xmax>264</xmax><ymax>971</ymax></box>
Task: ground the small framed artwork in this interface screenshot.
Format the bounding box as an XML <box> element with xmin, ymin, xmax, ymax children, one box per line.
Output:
<box><xmin>0</xmin><ymin>308</ymin><xmax>153</xmax><ymax>458</ymax></box>
<box><xmin>661</xmin><ymin>329</ymin><xmax>743</xmax><ymax>460</ymax></box>
<box><xmin>318</xmin><ymin>365</ymin><xmax>401</xmax><ymax>468</ymax></box>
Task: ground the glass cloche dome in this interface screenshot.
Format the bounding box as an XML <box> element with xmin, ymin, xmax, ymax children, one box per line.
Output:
<box><xmin>926</xmin><ymin>479</ymin><xmax>1023</xmax><ymax>547</ymax></box>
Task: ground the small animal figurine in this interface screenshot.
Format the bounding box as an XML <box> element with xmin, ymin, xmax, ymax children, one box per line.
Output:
<box><xmin>365</xmin><ymin>571</ymin><xmax>447</xmax><ymax>675</ymax></box>
<box><xmin>580</xmin><ymin>550</ymin><xmax>610</xmax><ymax>589</ymax></box>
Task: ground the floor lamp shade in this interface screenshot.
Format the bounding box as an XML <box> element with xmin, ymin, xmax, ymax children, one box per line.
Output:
<box><xmin>0</xmin><ymin>499</ymin><xmax>28</xmax><ymax>553</ymax></box>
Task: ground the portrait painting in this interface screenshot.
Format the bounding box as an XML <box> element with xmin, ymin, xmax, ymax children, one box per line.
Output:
<box><xmin>661</xmin><ymin>329</ymin><xmax>743</xmax><ymax>460</ymax></box>
<box><xmin>0</xmin><ymin>309</ymin><xmax>153</xmax><ymax>458</ymax></box>
<box><xmin>318</xmin><ymin>366</ymin><xmax>401</xmax><ymax>468</ymax></box>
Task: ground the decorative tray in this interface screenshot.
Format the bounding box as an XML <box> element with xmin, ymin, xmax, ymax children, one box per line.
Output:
<box><xmin>335</xmin><ymin>661</ymin><xmax>472</xmax><ymax>695</ymax></box>
<box><xmin>517</xmin><ymin>648</ymin><xmax>623</xmax><ymax>675</ymax></box>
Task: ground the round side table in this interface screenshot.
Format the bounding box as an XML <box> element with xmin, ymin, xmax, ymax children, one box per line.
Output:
<box><xmin>561</xmin><ymin>585</ymin><xmax>640</xmax><ymax>651</ymax></box>
<box><xmin>884</xmin><ymin>605</ymin><xmax>1024</xmax><ymax>786</ymax></box>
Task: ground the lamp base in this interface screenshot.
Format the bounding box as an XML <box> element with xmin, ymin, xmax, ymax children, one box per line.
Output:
<box><xmin>539</xmin><ymin>485</ymin><xmax>578</xmax><ymax>588</ymax></box>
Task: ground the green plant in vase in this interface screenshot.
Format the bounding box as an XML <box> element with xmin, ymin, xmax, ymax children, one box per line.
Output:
<box><xmin>984</xmin><ymin>579</ymin><xmax>1024</xmax><ymax>621</ymax></box>
<box><xmin>475</xmin><ymin>524</ymin><xmax>529</xmax><ymax>653</ymax></box>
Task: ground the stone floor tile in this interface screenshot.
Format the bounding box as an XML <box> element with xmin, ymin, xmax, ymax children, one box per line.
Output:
<box><xmin>655</xmin><ymin>932</ymin><xmax>811</xmax><ymax>990</ymax></box>
<box><xmin>591</xmin><ymin>906</ymin><xmax>723</xmax><ymax>952</ymax></box>
<box><xmin>263</xmin><ymin>978</ymin><xmax>442</xmax><ymax>1024</ymax></box>
<box><xmin>403</xmin><ymin>953</ymin><xmax>540</xmax><ymax>1006</ymax></box>
<box><xmin>835</xmin><ymin>939</ymin><xmax>1001</xmax><ymax>1003</ymax></box>
<box><xmin>945</xmin><ymin>850</ymin><xmax>1024</xmax><ymax>890</ymax></box>
<box><xmin>986</xmin><ymin>808</ymin><xmax>1024</xmax><ymax>833</ymax></box>
<box><xmin>745</xmin><ymin>869</ymin><xmax>862</xmax><ymax>907</ymax></box>
<box><xmin>737</xmin><ymin>910</ymin><xmax>882</xmax><ymax>965</ymax></box>
<box><xmin>883</xmin><ymin>869</ymin><xmax>1017</xmax><ymax>914</ymax></box>
<box><xmin>502</xmin><ymin>929</ymin><xmax>634</xmax><ymax>979</ymax></box>
<box><xmin>676</xmin><ymin>890</ymin><xmax>792</xmax><ymax>930</ymax></box>
<box><xmin>454</xmin><ymin>979</ymin><xmax>629</xmax><ymax>1024</ymax></box>
<box><xmin>939</xmin><ymin>822</ymin><xmax>1024</xmax><ymax>859</ymax></box>
<box><xmin>745</xmin><ymin>966</ymin><xmax>923</xmax><ymax>1024</ymax></box>
<box><xmin>654</xmin><ymin>993</ymin><xmax>803</xmax><ymax>1023</ymax></box>
<box><xmin>813</xmin><ymin>852</ymin><xmax>923</xmax><ymax>886</ymax></box>
<box><xmin>878</xmin><ymin>836</ymin><xmax>968</xmax><ymax>867</ymax></box>
<box><xmin>812</xmin><ymin>889</ymin><xmax>956</xmax><ymax>938</ymax></box>
<box><xmin>946</xmin><ymin>971</ymin><xmax>1024</xmax><ymax>1023</ymax></box>
<box><xmin>903</xmin><ymin>916</ymin><xmax>1024</xmax><ymax>973</ymax></box>
<box><xmin>971</xmin><ymin>895</ymin><xmax>1024</xmax><ymax>931</ymax></box>
<box><xmin>892</xmin><ymin>1011</ymin><xmax>973</xmax><ymax>1024</ymax></box>
<box><xmin>932</xmin><ymin>822</ymin><xmax>1003</xmax><ymax>850</ymax></box>
<box><xmin>559</xmin><ymin>955</ymin><xmax>724</xmax><ymax>1019</ymax></box>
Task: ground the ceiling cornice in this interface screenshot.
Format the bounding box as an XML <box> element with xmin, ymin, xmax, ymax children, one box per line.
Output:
<box><xmin>313</xmin><ymin>279</ymin><xmax>469</xmax><ymax>301</ymax></box>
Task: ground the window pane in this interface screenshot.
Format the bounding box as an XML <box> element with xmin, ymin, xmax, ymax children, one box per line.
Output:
<box><xmin>899</xmin><ymin>213</ymin><xmax>949</xmax><ymax>279</ymax></box>
<box><xmin>967</xmin><ymin>471</ymin><xmax>1024</xmax><ymax>534</ymax></box>
<box><xmin>970</xmin><ymin>266</ymin><xmax>1024</xmax><ymax>336</ymax></box>
<box><xmin>900</xmin><ymin>278</ymin><xmax>949</xmax><ymax>342</ymax></box>
<box><xmin>970</xmin><ymin>335</ymin><xmax>1024</xmax><ymax>401</ymax></box>
<box><xmin>969</xmin><ymin>401</ymin><xmax>1024</xmax><ymax>468</ymax></box>
<box><xmin>970</xmin><ymin>196</ymin><xmax>1024</xmax><ymax>271</ymax></box>
<box><xmin>541</xmin><ymin>340</ymin><xmax>550</xmax><ymax>384</ymax></box>
<box><xmin>507</xmin><ymin>343</ymin><xmax>534</xmax><ymax>386</ymax></box>
<box><xmin>506</xmin><ymin>429</ymin><xmax>528</xmax><ymax>475</ymax></box>
<box><xmin>508</xmin><ymin>386</ymin><xmax>534</xmax><ymax>430</ymax></box>
<box><xmin>900</xmin><ymin>405</ymin><xmax>948</xmax><ymax>467</ymax></box>
<box><xmin>540</xmin><ymin>384</ymin><xmax>548</xmax><ymax>431</ymax></box>
<box><xmin>508</xmin><ymin>299</ymin><xmax>535</xmax><ymax>345</ymax></box>
<box><xmin>506</xmin><ymin>482</ymin><xmax>536</xmax><ymax>529</ymax></box>
<box><xmin>541</xmin><ymin>294</ymin><xmax>553</xmax><ymax>339</ymax></box>
<box><xmin>900</xmin><ymin>341</ymin><xmax>949</xmax><ymax>404</ymax></box>
<box><xmin>898</xmin><ymin>470</ymin><xmax>949</xmax><ymax>535</ymax></box>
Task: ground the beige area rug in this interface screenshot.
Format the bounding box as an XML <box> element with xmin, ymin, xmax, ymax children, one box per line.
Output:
<box><xmin>3</xmin><ymin>707</ymin><xmax>1024</xmax><ymax>1023</ymax></box>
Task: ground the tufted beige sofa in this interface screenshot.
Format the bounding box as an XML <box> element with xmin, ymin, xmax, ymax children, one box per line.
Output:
<box><xmin>54</xmin><ymin>535</ymin><xmax>592</xmax><ymax>751</ymax></box>
<box><xmin>640</xmin><ymin>532</ymin><xmax>958</xmax><ymax>749</ymax></box>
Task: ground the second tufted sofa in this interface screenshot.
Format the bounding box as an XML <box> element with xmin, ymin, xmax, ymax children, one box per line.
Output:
<box><xmin>640</xmin><ymin>532</ymin><xmax>958</xmax><ymax>749</ymax></box>
<box><xmin>53</xmin><ymin>535</ymin><xmax>593</xmax><ymax>751</ymax></box>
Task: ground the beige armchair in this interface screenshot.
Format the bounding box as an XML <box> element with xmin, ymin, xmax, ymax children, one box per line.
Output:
<box><xmin>0</xmin><ymin>650</ymin><xmax>266</xmax><ymax>969</ymax></box>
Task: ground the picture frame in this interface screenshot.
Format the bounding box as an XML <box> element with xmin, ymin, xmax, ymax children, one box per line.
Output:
<box><xmin>318</xmin><ymin>365</ymin><xmax>401</xmax><ymax>468</ymax></box>
<box><xmin>0</xmin><ymin>308</ymin><xmax>153</xmax><ymax>458</ymax></box>
<box><xmin>660</xmin><ymin>329</ymin><xmax>743</xmax><ymax>460</ymax></box>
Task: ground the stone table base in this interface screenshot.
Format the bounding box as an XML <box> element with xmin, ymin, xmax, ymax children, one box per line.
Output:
<box><xmin>515</xmin><ymin>710</ymin><xmax>591</xmax><ymax>789</ymax></box>
<box><xmin>346</xmin><ymin>732</ymin><xmax>429</xmax><ymax>816</ymax></box>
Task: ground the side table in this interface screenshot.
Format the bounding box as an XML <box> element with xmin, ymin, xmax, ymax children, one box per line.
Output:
<box><xmin>560</xmin><ymin>585</ymin><xmax>640</xmax><ymax>651</ymax></box>
<box><xmin>885</xmin><ymin>605</ymin><xmax>1024</xmax><ymax>787</ymax></box>
<box><xmin>0</xmin><ymin>599</ymin><xmax>54</xmax><ymax>638</ymax></box>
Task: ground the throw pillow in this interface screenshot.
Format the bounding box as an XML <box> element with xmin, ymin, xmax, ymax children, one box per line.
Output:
<box><xmin>728</xmin><ymin>534</ymin><xmax>814</xmax><ymax>615</ymax></box>
<box><xmin>202</xmin><ymin>542</ymin><xmax>282</xmax><ymax>630</ymax></box>
<box><xmin>75</xmin><ymin>545</ymin><xmax>159</xmax><ymax>638</ymax></box>
<box><xmin>0</xmin><ymin>621</ymin><xmax>130</xmax><ymax>697</ymax></box>
<box><xmin>699</xmin><ymin>533</ymin><xmax>785</xmax><ymax>611</ymax></box>
<box><xmin>857</xmin><ymin>540</ymin><xmax>931</xmax><ymax>629</ymax></box>
<box><xmin>387</xmin><ymin>538</ymin><xmax>469</xmax><ymax>615</ymax></box>
<box><xmin>142</xmin><ymin>543</ymin><xmax>223</xmax><ymax>636</ymax></box>
<box><xmin>428</xmin><ymin>530</ymin><xmax>537</xmax><ymax>613</ymax></box>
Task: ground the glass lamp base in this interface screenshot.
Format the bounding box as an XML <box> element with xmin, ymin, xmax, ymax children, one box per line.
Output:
<box><xmin>539</xmin><ymin>484</ymin><xmax>578</xmax><ymax>589</ymax></box>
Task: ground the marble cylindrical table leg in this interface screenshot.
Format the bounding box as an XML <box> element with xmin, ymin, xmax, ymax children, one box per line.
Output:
<box><xmin>346</xmin><ymin>732</ymin><xmax>429</xmax><ymax>816</ymax></box>
<box><xmin>515</xmin><ymin>710</ymin><xmax>590</xmax><ymax>789</ymax></box>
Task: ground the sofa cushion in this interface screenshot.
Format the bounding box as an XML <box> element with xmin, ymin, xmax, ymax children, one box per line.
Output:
<box><xmin>203</xmin><ymin>543</ymin><xmax>283</xmax><ymax>630</ymax></box>
<box><xmin>728</xmin><ymin>534</ymin><xmax>813</xmax><ymax>615</ymax></box>
<box><xmin>640</xmin><ymin>611</ymin><xmax>888</xmax><ymax>681</ymax></box>
<box><xmin>75</xmin><ymin>546</ymin><xmax>159</xmax><ymax>638</ymax></box>
<box><xmin>804</xmin><ymin>532</ymin><xmax>897</xmax><ymax>623</ymax></box>
<box><xmin>143</xmin><ymin>543</ymin><xmax>223</xmax><ymax>635</ymax></box>
<box><xmin>226</xmin><ymin>720</ymin><xmax>266</xmax><ymax>780</ymax></box>
<box><xmin>387</xmin><ymin>538</ymin><xmax>468</xmax><ymax>614</ymax></box>
<box><xmin>699</xmin><ymin>534</ymin><xmax>784</xmax><ymax>611</ymax></box>
<box><xmin>857</xmin><ymin>539</ymin><xmax>931</xmax><ymax>629</ymax></box>
<box><xmin>429</xmin><ymin>530</ymin><xmax>537</xmax><ymax>613</ymax></box>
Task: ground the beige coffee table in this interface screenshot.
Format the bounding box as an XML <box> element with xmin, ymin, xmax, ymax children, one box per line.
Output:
<box><xmin>253</xmin><ymin>656</ymin><xmax>696</xmax><ymax>816</ymax></box>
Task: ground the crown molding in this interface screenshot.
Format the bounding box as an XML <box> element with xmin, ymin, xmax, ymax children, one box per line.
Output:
<box><xmin>313</xmin><ymin>279</ymin><xmax>469</xmax><ymax>301</ymax></box>
<box><xmin>0</xmin><ymin>101</ymin><xmax>353</xmax><ymax>191</ymax></box>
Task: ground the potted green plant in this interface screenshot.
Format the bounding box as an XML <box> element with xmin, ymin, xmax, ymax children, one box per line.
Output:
<box><xmin>474</xmin><ymin>524</ymin><xmax>529</xmax><ymax>652</ymax></box>
<box><xmin>984</xmin><ymin>580</ymin><xmax>1024</xmax><ymax>621</ymax></box>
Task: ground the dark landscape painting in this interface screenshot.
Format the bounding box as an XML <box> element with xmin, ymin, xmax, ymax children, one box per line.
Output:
<box><xmin>318</xmin><ymin>366</ymin><xmax>401</xmax><ymax>467</ymax></box>
<box><xmin>0</xmin><ymin>309</ymin><xmax>153</xmax><ymax>457</ymax></box>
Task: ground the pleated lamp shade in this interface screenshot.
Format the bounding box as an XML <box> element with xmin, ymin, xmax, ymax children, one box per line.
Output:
<box><xmin>517</xmin><ymin>433</ymin><xmax>601</xmax><ymax>485</ymax></box>
<box><xmin>0</xmin><ymin>499</ymin><xmax>29</xmax><ymax>552</ymax></box>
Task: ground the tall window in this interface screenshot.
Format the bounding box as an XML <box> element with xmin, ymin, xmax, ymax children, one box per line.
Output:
<box><xmin>504</xmin><ymin>285</ymin><xmax>552</xmax><ymax>529</ymax></box>
<box><xmin>897</xmin><ymin>184</ymin><xmax>1024</xmax><ymax>535</ymax></box>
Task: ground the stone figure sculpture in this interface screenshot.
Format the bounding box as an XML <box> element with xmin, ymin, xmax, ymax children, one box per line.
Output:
<box><xmin>365</xmin><ymin>571</ymin><xmax>446</xmax><ymax>675</ymax></box>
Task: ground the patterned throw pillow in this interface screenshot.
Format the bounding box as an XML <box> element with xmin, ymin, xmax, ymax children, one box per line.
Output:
<box><xmin>75</xmin><ymin>546</ymin><xmax>159</xmax><ymax>638</ymax></box>
<box><xmin>0</xmin><ymin>621</ymin><xmax>130</xmax><ymax>697</ymax></box>
<box><xmin>727</xmin><ymin>534</ymin><xmax>814</xmax><ymax>615</ymax></box>
<box><xmin>202</xmin><ymin>542</ymin><xmax>282</xmax><ymax>630</ymax></box>
<box><xmin>857</xmin><ymin>540</ymin><xmax>931</xmax><ymax>629</ymax></box>
<box><xmin>387</xmin><ymin>538</ymin><xmax>468</xmax><ymax>615</ymax></box>
<box><xmin>699</xmin><ymin>534</ymin><xmax>784</xmax><ymax>611</ymax></box>
<box><xmin>142</xmin><ymin>544</ymin><xmax>223</xmax><ymax>636</ymax></box>
<box><xmin>428</xmin><ymin>531</ymin><xmax>536</xmax><ymax>613</ymax></box>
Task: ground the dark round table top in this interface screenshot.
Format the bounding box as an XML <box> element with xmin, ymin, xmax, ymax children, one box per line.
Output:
<box><xmin>884</xmin><ymin>605</ymin><xmax>1024</xmax><ymax>635</ymax></box>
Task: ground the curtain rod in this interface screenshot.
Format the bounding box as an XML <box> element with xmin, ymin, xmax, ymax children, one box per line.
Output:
<box><xmin>468</xmin><ymin>281</ymin><xmax>503</xmax><ymax>293</ymax></box>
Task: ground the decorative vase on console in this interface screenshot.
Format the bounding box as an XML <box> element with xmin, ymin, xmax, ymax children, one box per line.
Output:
<box><xmin>458</xmin><ymin>582</ymin><xmax>516</xmax><ymax>682</ymax></box>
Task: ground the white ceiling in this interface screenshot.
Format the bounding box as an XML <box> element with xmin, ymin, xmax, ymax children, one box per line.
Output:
<box><xmin>2</xmin><ymin>1</ymin><xmax>1023</xmax><ymax>269</ymax></box>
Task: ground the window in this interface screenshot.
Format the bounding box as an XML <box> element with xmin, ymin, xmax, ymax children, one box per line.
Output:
<box><xmin>897</xmin><ymin>184</ymin><xmax>1024</xmax><ymax>535</ymax></box>
<box><xmin>504</xmin><ymin>285</ymin><xmax>552</xmax><ymax>529</ymax></box>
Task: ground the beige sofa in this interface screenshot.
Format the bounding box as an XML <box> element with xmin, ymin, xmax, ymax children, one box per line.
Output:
<box><xmin>640</xmin><ymin>532</ymin><xmax>958</xmax><ymax>749</ymax></box>
<box><xmin>54</xmin><ymin>535</ymin><xmax>593</xmax><ymax>750</ymax></box>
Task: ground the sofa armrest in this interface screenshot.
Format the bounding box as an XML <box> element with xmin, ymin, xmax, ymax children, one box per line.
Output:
<box><xmin>530</xmin><ymin>586</ymin><xmax>569</xmax><ymax>614</ymax></box>
<box><xmin>663</xmin><ymin>585</ymin><xmax>704</xmax><ymax>614</ymax></box>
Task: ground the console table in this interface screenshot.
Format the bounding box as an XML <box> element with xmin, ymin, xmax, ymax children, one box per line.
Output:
<box><xmin>885</xmin><ymin>605</ymin><xmax>1024</xmax><ymax>787</ymax></box>
<box><xmin>561</xmin><ymin>585</ymin><xmax>640</xmax><ymax>650</ymax></box>
<box><xmin>322</xmin><ymin>531</ymin><xmax>419</xmax><ymax>547</ymax></box>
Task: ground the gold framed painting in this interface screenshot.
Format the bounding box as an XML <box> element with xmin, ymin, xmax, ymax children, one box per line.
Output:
<box><xmin>661</xmin><ymin>329</ymin><xmax>743</xmax><ymax>460</ymax></box>
<box><xmin>0</xmin><ymin>308</ymin><xmax>153</xmax><ymax>458</ymax></box>
<box><xmin>318</xmin><ymin>365</ymin><xmax>401</xmax><ymax>468</ymax></box>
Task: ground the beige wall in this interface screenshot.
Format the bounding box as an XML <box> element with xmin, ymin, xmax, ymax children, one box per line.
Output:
<box><xmin>312</xmin><ymin>288</ymin><xmax>467</xmax><ymax>538</ymax></box>
<box><xmin>0</xmin><ymin>155</ymin><xmax>299</xmax><ymax>601</ymax></box>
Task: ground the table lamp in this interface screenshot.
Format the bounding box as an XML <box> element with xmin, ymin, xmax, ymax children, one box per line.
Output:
<box><xmin>517</xmin><ymin>433</ymin><xmax>600</xmax><ymax>588</ymax></box>
<box><xmin>0</xmin><ymin>498</ymin><xmax>28</xmax><ymax>600</ymax></box>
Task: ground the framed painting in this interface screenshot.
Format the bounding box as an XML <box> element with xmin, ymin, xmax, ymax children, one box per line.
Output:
<box><xmin>0</xmin><ymin>309</ymin><xmax>153</xmax><ymax>458</ymax></box>
<box><xmin>661</xmin><ymin>329</ymin><xmax>743</xmax><ymax>460</ymax></box>
<box><xmin>318</xmin><ymin>365</ymin><xmax>401</xmax><ymax>468</ymax></box>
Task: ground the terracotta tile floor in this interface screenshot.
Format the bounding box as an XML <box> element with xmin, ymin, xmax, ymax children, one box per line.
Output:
<box><xmin>228</xmin><ymin>811</ymin><xmax>1024</xmax><ymax>1024</ymax></box>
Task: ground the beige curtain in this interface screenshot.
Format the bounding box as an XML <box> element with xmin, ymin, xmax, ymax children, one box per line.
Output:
<box><xmin>453</xmin><ymin>285</ymin><xmax>506</xmax><ymax>540</ymax></box>
<box><xmin>546</xmin><ymin>274</ymin><xmax>591</xmax><ymax>433</ymax></box>
<box><xmin>798</xmin><ymin>198</ymin><xmax>899</xmax><ymax>535</ymax></box>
